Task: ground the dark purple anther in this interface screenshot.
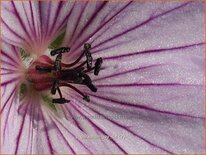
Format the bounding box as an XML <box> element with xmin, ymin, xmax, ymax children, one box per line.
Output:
<box><xmin>94</xmin><ymin>58</ymin><xmax>103</xmax><ymax>76</ymax></box>
<box><xmin>52</xmin><ymin>98</ymin><xmax>70</xmax><ymax>104</ymax></box>
<box><xmin>50</xmin><ymin>47</ymin><xmax>70</xmax><ymax>56</ymax></box>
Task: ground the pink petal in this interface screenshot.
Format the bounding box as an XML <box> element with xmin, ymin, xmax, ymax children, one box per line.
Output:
<box><xmin>1</xmin><ymin>42</ymin><xmax>22</xmax><ymax>153</ymax></box>
<box><xmin>1</xmin><ymin>1</ymin><xmax>74</xmax><ymax>55</ymax></box>
<box><xmin>68</xmin><ymin>96</ymin><xmax>204</xmax><ymax>154</ymax></box>
<box><xmin>62</xmin><ymin>1</ymin><xmax>204</xmax><ymax>154</ymax></box>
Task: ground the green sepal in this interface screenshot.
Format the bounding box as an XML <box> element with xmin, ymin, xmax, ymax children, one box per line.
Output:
<box><xmin>49</xmin><ymin>32</ymin><xmax>65</xmax><ymax>49</ymax></box>
<box><xmin>20</xmin><ymin>48</ymin><xmax>30</xmax><ymax>60</ymax></box>
<box><xmin>20</xmin><ymin>83</ymin><xmax>27</xmax><ymax>94</ymax></box>
<box><xmin>41</xmin><ymin>95</ymin><xmax>57</xmax><ymax>112</ymax></box>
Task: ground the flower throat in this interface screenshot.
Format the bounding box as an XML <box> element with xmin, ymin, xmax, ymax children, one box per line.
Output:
<box><xmin>30</xmin><ymin>43</ymin><xmax>102</xmax><ymax>104</ymax></box>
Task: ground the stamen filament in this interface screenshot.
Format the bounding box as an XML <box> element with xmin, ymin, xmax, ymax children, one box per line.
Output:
<box><xmin>84</xmin><ymin>66</ymin><xmax>95</xmax><ymax>73</ymax></box>
<box><xmin>73</xmin><ymin>61</ymin><xmax>87</xmax><ymax>70</ymax></box>
<box><xmin>64</xmin><ymin>52</ymin><xmax>85</xmax><ymax>68</ymax></box>
<box><xmin>57</xmin><ymin>87</ymin><xmax>63</xmax><ymax>98</ymax></box>
<box><xmin>60</xmin><ymin>82</ymin><xmax>90</xmax><ymax>102</ymax></box>
<box><xmin>51</xmin><ymin>80</ymin><xmax>59</xmax><ymax>94</ymax></box>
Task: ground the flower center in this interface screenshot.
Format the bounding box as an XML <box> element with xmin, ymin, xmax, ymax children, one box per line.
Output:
<box><xmin>26</xmin><ymin>43</ymin><xmax>102</xmax><ymax>104</ymax></box>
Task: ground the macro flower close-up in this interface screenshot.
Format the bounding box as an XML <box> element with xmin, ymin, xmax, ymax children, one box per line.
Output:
<box><xmin>1</xmin><ymin>1</ymin><xmax>205</xmax><ymax>154</ymax></box>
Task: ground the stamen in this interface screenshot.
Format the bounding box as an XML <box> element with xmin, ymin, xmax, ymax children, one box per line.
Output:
<box><xmin>51</xmin><ymin>47</ymin><xmax>70</xmax><ymax>56</ymax></box>
<box><xmin>33</xmin><ymin>44</ymin><xmax>102</xmax><ymax>104</ymax></box>
<box><xmin>73</xmin><ymin>61</ymin><xmax>87</xmax><ymax>70</ymax></box>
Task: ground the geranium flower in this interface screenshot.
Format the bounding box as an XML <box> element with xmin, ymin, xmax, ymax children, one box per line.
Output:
<box><xmin>1</xmin><ymin>1</ymin><xmax>205</xmax><ymax>154</ymax></box>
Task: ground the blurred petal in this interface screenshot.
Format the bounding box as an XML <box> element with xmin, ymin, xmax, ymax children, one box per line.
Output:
<box><xmin>1</xmin><ymin>42</ymin><xmax>23</xmax><ymax>153</ymax></box>
<box><xmin>1</xmin><ymin>1</ymin><xmax>74</xmax><ymax>55</ymax></box>
<box><xmin>0</xmin><ymin>43</ymin><xmax>100</xmax><ymax>154</ymax></box>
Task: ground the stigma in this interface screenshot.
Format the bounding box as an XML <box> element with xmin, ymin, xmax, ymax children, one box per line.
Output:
<box><xmin>27</xmin><ymin>43</ymin><xmax>102</xmax><ymax>104</ymax></box>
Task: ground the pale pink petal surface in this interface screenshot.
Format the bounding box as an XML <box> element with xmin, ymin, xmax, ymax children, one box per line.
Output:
<box><xmin>2</xmin><ymin>1</ymin><xmax>74</xmax><ymax>55</ymax></box>
<box><xmin>1</xmin><ymin>1</ymin><xmax>205</xmax><ymax>154</ymax></box>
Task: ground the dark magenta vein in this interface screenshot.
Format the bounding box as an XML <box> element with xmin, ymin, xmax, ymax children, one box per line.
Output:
<box><xmin>100</xmin><ymin>42</ymin><xmax>205</xmax><ymax>60</ymax></box>
<box><xmin>71</xmin><ymin>102</ymin><xmax>120</xmax><ymax>152</ymax></box>
<box><xmin>40</xmin><ymin>109</ymin><xmax>54</xmax><ymax>154</ymax></box>
<box><xmin>53</xmin><ymin>117</ymin><xmax>93</xmax><ymax>154</ymax></box>
<box><xmin>50</xmin><ymin>2</ymin><xmax>74</xmax><ymax>37</ymax></box>
<box><xmin>1</xmin><ymin>85</ymin><xmax>6</xmax><ymax>97</ymax></box>
<box><xmin>1</xmin><ymin>67</ymin><xmax>16</xmax><ymax>72</ymax></box>
<box><xmin>1</xmin><ymin>85</ymin><xmax>17</xmax><ymax>114</ymax></box>
<box><xmin>25</xmin><ymin>102</ymin><xmax>32</xmax><ymax>153</ymax></box>
<box><xmin>36</xmin><ymin>103</ymin><xmax>41</xmax><ymax>154</ymax></box>
<box><xmin>39</xmin><ymin>2</ymin><xmax>43</xmax><ymax>41</ymax></box>
<box><xmin>89</xmin><ymin>93</ymin><xmax>204</xmax><ymax>119</ymax></box>
<box><xmin>22</xmin><ymin>2</ymin><xmax>36</xmax><ymax>41</ymax></box>
<box><xmin>12</xmin><ymin>45</ymin><xmax>21</xmax><ymax>61</ymax></box>
<box><xmin>1</xmin><ymin>77</ymin><xmax>20</xmax><ymax>86</ymax></box>
<box><xmin>69</xmin><ymin>2</ymin><xmax>88</xmax><ymax>45</ymax></box>
<box><xmin>2</xmin><ymin>5</ymin><xmax>15</xmax><ymax>14</ymax></box>
<box><xmin>72</xmin><ymin>2</ymin><xmax>108</xmax><ymax>44</ymax></box>
<box><xmin>45</xmin><ymin>2</ymin><xmax>52</xmax><ymax>38</ymax></box>
<box><xmin>93</xmin><ymin>64</ymin><xmax>162</xmax><ymax>82</ymax></box>
<box><xmin>82</xmin><ymin>103</ymin><xmax>174</xmax><ymax>154</ymax></box>
<box><xmin>100</xmin><ymin>3</ymin><xmax>120</xmax><ymax>24</ymax></box>
<box><xmin>1</xmin><ymin>35</ymin><xmax>24</xmax><ymax>48</ymax></box>
<box><xmin>92</xmin><ymin>2</ymin><xmax>190</xmax><ymax>50</ymax></box>
<box><xmin>2</xmin><ymin>60</ymin><xmax>18</xmax><ymax>68</ymax></box>
<box><xmin>1</xmin><ymin>72</ymin><xmax>18</xmax><ymax>75</ymax></box>
<box><xmin>64</xmin><ymin>105</ymin><xmax>84</xmax><ymax>132</ymax></box>
<box><xmin>47</xmin><ymin>1</ymin><xmax>62</xmax><ymax>35</ymax></box>
<box><xmin>71</xmin><ymin>1</ymin><xmax>132</xmax><ymax>55</ymax></box>
<box><xmin>2</xmin><ymin>51</ymin><xmax>19</xmax><ymax>66</ymax></box>
<box><xmin>96</xmin><ymin>83</ymin><xmax>203</xmax><ymax>88</ymax></box>
<box><xmin>29</xmin><ymin>1</ymin><xmax>37</xmax><ymax>40</ymax></box>
<box><xmin>12</xmin><ymin>1</ymin><xmax>33</xmax><ymax>44</ymax></box>
<box><xmin>51</xmin><ymin>119</ymin><xmax>76</xmax><ymax>154</ymax></box>
<box><xmin>15</xmin><ymin>103</ymin><xmax>29</xmax><ymax>154</ymax></box>
<box><xmin>28</xmin><ymin>101</ymin><xmax>34</xmax><ymax>154</ymax></box>
<box><xmin>2</xmin><ymin>20</ymin><xmax>31</xmax><ymax>47</ymax></box>
<box><xmin>3</xmin><ymin>91</ymin><xmax>16</xmax><ymax>142</ymax></box>
<box><xmin>71</xmin><ymin>104</ymin><xmax>127</xmax><ymax>154</ymax></box>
